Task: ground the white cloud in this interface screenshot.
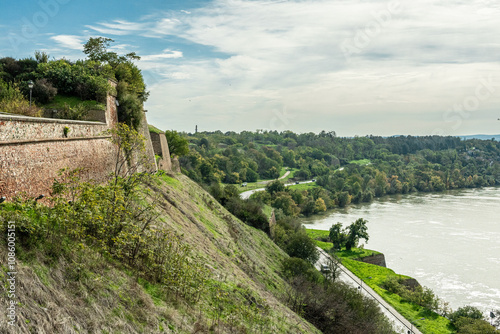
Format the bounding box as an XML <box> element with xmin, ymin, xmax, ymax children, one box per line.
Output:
<box><xmin>141</xmin><ymin>49</ymin><xmax>183</xmax><ymax>61</ymax></box>
<box><xmin>50</xmin><ymin>35</ymin><xmax>85</xmax><ymax>50</ymax></box>
<box><xmin>75</xmin><ymin>0</ymin><xmax>500</xmax><ymax>135</ymax></box>
<box><xmin>86</xmin><ymin>20</ymin><xmax>148</xmax><ymax>36</ymax></box>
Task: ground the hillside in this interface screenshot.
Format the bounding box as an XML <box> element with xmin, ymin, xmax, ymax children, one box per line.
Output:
<box><xmin>0</xmin><ymin>172</ymin><xmax>320</xmax><ymax>334</ymax></box>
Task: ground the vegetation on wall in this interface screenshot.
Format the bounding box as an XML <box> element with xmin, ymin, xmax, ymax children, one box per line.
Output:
<box><xmin>0</xmin><ymin>38</ymin><xmax>148</xmax><ymax>129</ymax></box>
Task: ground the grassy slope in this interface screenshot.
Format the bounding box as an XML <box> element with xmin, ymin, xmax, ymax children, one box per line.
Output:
<box><xmin>0</xmin><ymin>174</ymin><xmax>320</xmax><ymax>334</ymax></box>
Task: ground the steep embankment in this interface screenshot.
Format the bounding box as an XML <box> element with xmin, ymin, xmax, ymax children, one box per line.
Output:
<box><xmin>0</xmin><ymin>173</ymin><xmax>320</xmax><ymax>334</ymax></box>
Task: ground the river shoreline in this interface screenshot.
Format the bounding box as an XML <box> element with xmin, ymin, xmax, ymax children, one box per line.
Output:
<box><xmin>301</xmin><ymin>187</ymin><xmax>500</xmax><ymax>314</ymax></box>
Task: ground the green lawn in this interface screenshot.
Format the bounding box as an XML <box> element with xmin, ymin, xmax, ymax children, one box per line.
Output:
<box><xmin>148</xmin><ymin>124</ymin><xmax>163</xmax><ymax>134</ymax></box>
<box><xmin>349</xmin><ymin>159</ymin><xmax>371</xmax><ymax>166</ymax></box>
<box><xmin>42</xmin><ymin>95</ymin><xmax>106</xmax><ymax>111</ymax></box>
<box><xmin>287</xmin><ymin>182</ymin><xmax>317</xmax><ymax>192</ymax></box>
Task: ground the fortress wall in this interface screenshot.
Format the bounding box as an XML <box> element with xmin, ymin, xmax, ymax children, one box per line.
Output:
<box><xmin>149</xmin><ymin>131</ymin><xmax>172</xmax><ymax>171</ymax></box>
<box><xmin>0</xmin><ymin>79</ymin><xmax>158</xmax><ymax>200</ymax></box>
<box><xmin>0</xmin><ymin>79</ymin><xmax>155</xmax><ymax>200</ymax></box>
<box><xmin>0</xmin><ymin>136</ymin><xmax>117</xmax><ymax>200</ymax></box>
<box><xmin>0</xmin><ymin>114</ymin><xmax>109</xmax><ymax>141</ymax></box>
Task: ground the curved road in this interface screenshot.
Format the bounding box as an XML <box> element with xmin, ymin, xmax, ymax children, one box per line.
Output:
<box><xmin>240</xmin><ymin>178</ymin><xmax>313</xmax><ymax>200</ymax></box>
<box><xmin>315</xmin><ymin>249</ymin><xmax>423</xmax><ymax>334</ymax></box>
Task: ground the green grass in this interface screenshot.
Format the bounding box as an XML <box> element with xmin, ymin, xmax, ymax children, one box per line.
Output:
<box><xmin>279</xmin><ymin>166</ymin><xmax>288</xmax><ymax>178</ymax></box>
<box><xmin>305</xmin><ymin>228</ymin><xmax>329</xmax><ymax>240</ymax></box>
<box><xmin>148</xmin><ymin>125</ymin><xmax>163</xmax><ymax>134</ymax></box>
<box><xmin>349</xmin><ymin>159</ymin><xmax>371</xmax><ymax>166</ymax></box>
<box><xmin>342</xmin><ymin>258</ymin><xmax>409</xmax><ymax>286</ymax></box>
<box><xmin>262</xmin><ymin>204</ymin><xmax>273</xmax><ymax>219</ymax></box>
<box><xmin>336</xmin><ymin>248</ymin><xmax>382</xmax><ymax>259</ymax></box>
<box><xmin>42</xmin><ymin>95</ymin><xmax>105</xmax><ymax>111</ymax></box>
<box><xmin>287</xmin><ymin>182</ymin><xmax>318</xmax><ymax>191</ymax></box>
<box><xmin>158</xmin><ymin>172</ymin><xmax>181</xmax><ymax>188</ymax></box>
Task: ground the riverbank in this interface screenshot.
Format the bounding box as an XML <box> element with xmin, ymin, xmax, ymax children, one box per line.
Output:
<box><xmin>301</xmin><ymin>187</ymin><xmax>500</xmax><ymax>315</ymax></box>
<box><xmin>306</xmin><ymin>229</ymin><xmax>453</xmax><ymax>334</ymax></box>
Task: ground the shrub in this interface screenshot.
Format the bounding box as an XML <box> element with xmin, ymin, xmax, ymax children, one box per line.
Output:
<box><xmin>0</xmin><ymin>80</ymin><xmax>41</xmax><ymax>116</ymax></box>
<box><xmin>282</xmin><ymin>231</ymin><xmax>319</xmax><ymax>264</ymax></box>
<box><xmin>117</xmin><ymin>93</ymin><xmax>143</xmax><ymax>130</ymax></box>
<box><xmin>450</xmin><ymin>305</ymin><xmax>484</xmax><ymax>328</ymax></box>
<box><xmin>57</xmin><ymin>103</ymin><xmax>88</xmax><ymax>120</ymax></box>
<box><xmin>282</xmin><ymin>257</ymin><xmax>323</xmax><ymax>283</ymax></box>
<box><xmin>32</xmin><ymin>78</ymin><xmax>57</xmax><ymax>104</ymax></box>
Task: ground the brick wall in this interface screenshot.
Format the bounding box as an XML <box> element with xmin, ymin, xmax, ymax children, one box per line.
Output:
<box><xmin>0</xmin><ymin>137</ymin><xmax>117</xmax><ymax>200</ymax></box>
<box><xmin>0</xmin><ymin>115</ymin><xmax>108</xmax><ymax>141</ymax></box>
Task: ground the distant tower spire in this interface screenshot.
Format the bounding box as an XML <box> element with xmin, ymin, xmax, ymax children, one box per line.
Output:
<box><xmin>195</xmin><ymin>125</ymin><xmax>198</xmax><ymax>134</ymax></box>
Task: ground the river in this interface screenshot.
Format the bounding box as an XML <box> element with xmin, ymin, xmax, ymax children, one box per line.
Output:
<box><xmin>302</xmin><ymin>187</ymin><xmax>500</xmax><ymax>314</ymax></box>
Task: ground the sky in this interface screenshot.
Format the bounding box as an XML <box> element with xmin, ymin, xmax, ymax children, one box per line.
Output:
<box><xmin>1</xmin><ymin>0</ymin><xmax>500</xmax><ymax>136</ymax></box>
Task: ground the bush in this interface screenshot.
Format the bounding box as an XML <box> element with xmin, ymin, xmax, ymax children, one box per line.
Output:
<box><xmin>282</xmin><ymin>231</ymin><xmax>319</xmax><ymax>264</ymax></box>
<box><xmin>282</xmin><ymin>257</ymin><xmax>323</xmax><ymax>283</ymax></box>
<box><xmin>0</xmin><ymin>80</ymin><xmax>41</xmax><ymax>116</ymax></box>
<box><xmin>32</xmin><ymin>78</ymin><xmax>57</xmax><ymax>104</ymax></box>
<box><xmin>117</xmin><ymin>93</ymin><xmax>143</xmax><ymax>130</ymax></box>
<box><xmin>450</xmin><ymin>306</ymin><xmax>484</xmax><ymax>328</ymax></box>
<box><xmin>57</xmin><ymin>103</ymin><xmax>88</xmax><ymax>120</ymax></box>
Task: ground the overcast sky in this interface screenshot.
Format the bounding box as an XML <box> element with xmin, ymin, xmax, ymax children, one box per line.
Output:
<box><xmin>2</xmin><ymin>0</ymin><xmax>500</xmax><ymax>136</ymax></box>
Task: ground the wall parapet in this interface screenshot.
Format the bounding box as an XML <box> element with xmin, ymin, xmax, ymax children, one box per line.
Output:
<box><xmin>0</xmin><ymin>114</ymin><xmax>108</xmax><ymax>142</ymax></box>
<box><xmin>0</xmin><ymin>135</ymin><xmax>111</xmax><ymax>146</ymax></box>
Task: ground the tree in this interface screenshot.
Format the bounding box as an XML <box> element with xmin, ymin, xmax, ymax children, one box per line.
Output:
<box><xmin>329</xmin><ymin>222</ymin><xmax>346</xmax><ymax>251</ymax></box>
<box><xmin>272</xmin><ymin>193</ymin><xmax>300</xmax><ymax>217</ymax></box>
<box><xmin>266</xmin><ymin>180</ymin><xmax>285</xmax><ymax>196</ymax></box>
<box><xmin>83</xmin><ymin>37</ymin><xmax>140</xmax><ymax>64</ymax></box>
<box><xmin>117</xmin><ymin>92</ymin><xmax>143</xmax><ymax>130</ymax></box>
<box><xmin>284</xmin><ymin>231</ymin><xmax>319</xmax><ymax>264</ymax></box>
<box><xmin>345</xmin><ymin>218</ymin><xmax>369</xmax><ymax>251</ymax></box>
<box><xmin>314</xmin><ymin>198</ymin><xmax>327</xmax><ymax>213</ymax></box>
<box><xmin>164</xmin><ymin>130</ymin><xmax>189</xmax><ymax>157</ymax></box>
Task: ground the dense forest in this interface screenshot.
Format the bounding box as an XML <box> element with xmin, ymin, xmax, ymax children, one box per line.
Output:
<box><xmin>178</xmin><ymin>130</ymin><xmax>500</xmax><ymax>217</ymax></box>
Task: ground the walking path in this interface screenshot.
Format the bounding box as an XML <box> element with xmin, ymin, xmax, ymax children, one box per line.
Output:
<box><xmin>315</xmin><ymin>248</ymin><xmax>423</xmax><ymax>334</ymax></box>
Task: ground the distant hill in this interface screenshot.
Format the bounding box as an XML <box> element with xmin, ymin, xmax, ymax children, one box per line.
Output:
<box><xmin>460</xmin><ymin>134</ymin><xmax>500</xmax><ymax>141</ymax></box>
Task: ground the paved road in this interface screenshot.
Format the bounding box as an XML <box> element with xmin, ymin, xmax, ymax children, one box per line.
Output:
<box><xmin>315</xmin><ymin>249</ymin><xmax>423</xmax><ymax>334</ymax></box>
<box><xmin>240</xmin><ymin>179</ymin><xmax>313</xmax><ymax>199</ymax></box>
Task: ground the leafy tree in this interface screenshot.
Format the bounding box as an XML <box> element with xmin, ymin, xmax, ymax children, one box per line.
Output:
<box><xmin>314</xmin><ymin>198</ymin><xmax>327</xmax><ymax>213</ymax></box>
<box><xmin>283</xmin><ymin>231</ymin><xmax>319</xmax><ymax>264</ymax></box>
<box><xmin>329</xmin><ymin>222</ymin><xmax>346</xmax><ymax>251</ymax></box>
<box><xmin>272</xmin><ymin>193</ymin><xmax>300</xmax><ymax>217</ymax></box>
<box><xmin>83</xmin><ymin>37</ymin><xmax>140</xmax><ymax>65</ymax></box>
<box><xmin>455</xmin><ymin>318</ymin><xmax>497</xmax><ymax>334</ymax></box>
<box><xmin>32</xmin><ymin>78</ymin><xmax>57</xmax><ymax>104</ymax></box>
<box><xmin>282</xmin><ymin>257</ymin><xmax>323</xmax><ymax>283</ymax></box>
<box><xmin>266</xmin><ymin>180</ymin><xmax>285</xmax><ymax>196</ymax></box>
<box><xmin>117</xmin><ymin>93</ymin><xmax>143</xmax><ymax>130</ymax></box>
<box><xmin>165</xmin><ymin>130</ymin><xmax>189</xmax><ymax>157</ymax></box>
<box><xmin>245</xmin><ymin>168</ymin><xmax>259</xmax><ymax>182</ymax></box>
<box><xmin>345</xmin><ymin>218</ymin><xmax>369</xmax><ymax>251</ymax></box>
